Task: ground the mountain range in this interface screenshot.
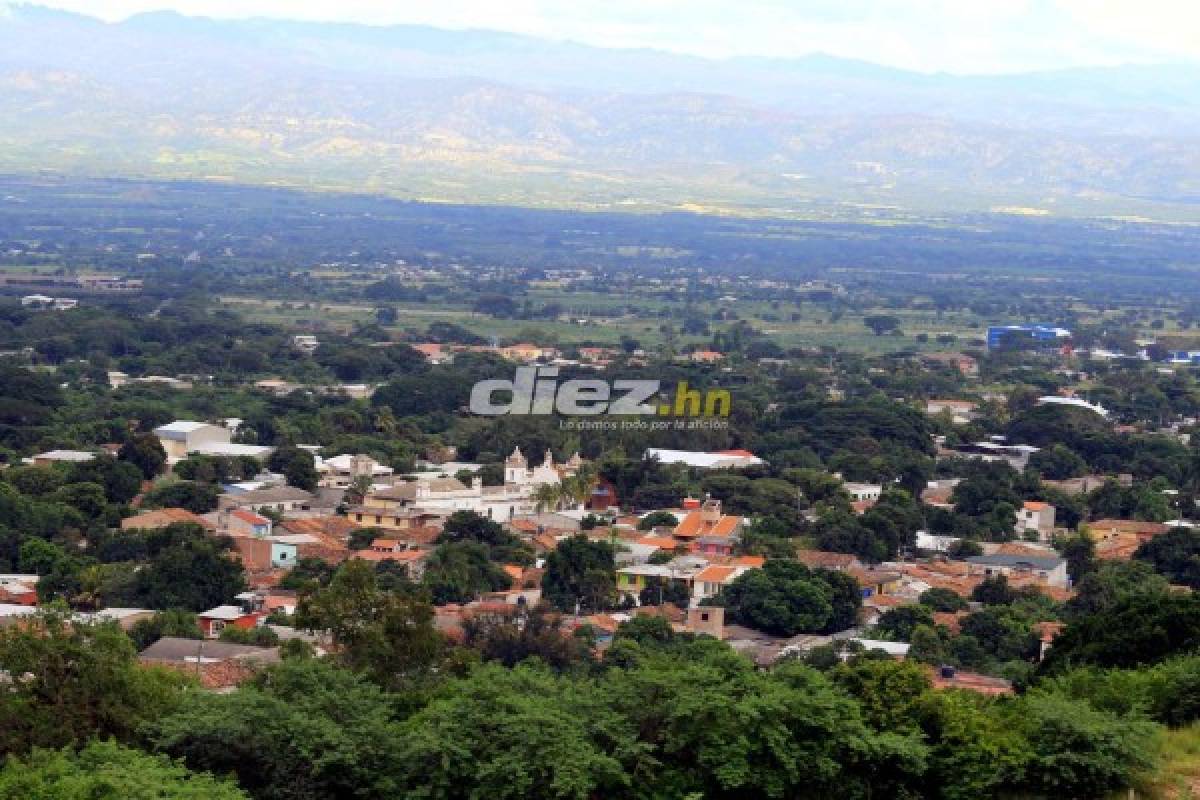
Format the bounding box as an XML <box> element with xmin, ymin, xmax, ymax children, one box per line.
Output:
<box><xmin>0</xmin><ymin>4</ymin><xmax>1198</xmax><ymax>220</ymax></box>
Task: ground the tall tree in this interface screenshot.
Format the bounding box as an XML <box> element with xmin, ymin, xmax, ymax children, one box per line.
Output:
<box><xmin>119</xmin><ymin>433</ymin><xmax>167</xmax><ymax>480</ymax></box>
<box><xmin>541</xmin><ymin>535</ymin><xmax>616</xmax><ymax>613</ymax></box>
<box><xmin>295</xmin><ymin>560</ymin><xmax>444</xmax><ymax>689</ymax></box>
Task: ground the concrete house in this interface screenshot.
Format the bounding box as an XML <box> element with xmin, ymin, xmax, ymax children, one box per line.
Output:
<box><xmin>154</xmin><ymin>420</ymin><xmax>273</xmax><ymax>464</ymax></box>
<box><xmin>966</xmin><ymin>553</ymin><xmax>1070</xmax><ymax>589</ymax></box>
<box><xmin>1017</xmin><ymin>501</ymin><xmax>1056</xmax><ymax>541</ymax></box>
<box><xmin>153</xmin><ymin>420</ymin><xmax>231</xmax><ymax>462</ymax></box>
<box><xmin>197</xmin><ymin>605</ymin><xmax>260</xmax><ymax>638</ymax></box>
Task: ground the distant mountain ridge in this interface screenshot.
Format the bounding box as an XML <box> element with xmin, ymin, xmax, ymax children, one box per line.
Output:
<box><xmin>0</xmin><ymin>4</ymin><xmax>1198</xmax><ymax>219</ymax></box>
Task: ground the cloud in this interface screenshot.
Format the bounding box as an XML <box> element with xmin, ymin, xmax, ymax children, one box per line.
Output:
<box><xmin>14</xmin><ymin>0</ymin><xmax>1200</xmax><ymax>73</ymax></box>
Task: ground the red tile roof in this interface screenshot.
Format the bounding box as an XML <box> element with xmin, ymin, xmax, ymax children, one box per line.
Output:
<box><xmin>231</xmin><ymin>508</ymin><xmax>269</xmax><ymax>526</ymax></box>
<box><xmin>795</xmin><ymin>549</ymin><xmax>859</xmax><ymax>570</ymax></box>
<box><xmin>353</xmin><ymin>549</ymin><xmax>429</xmax><ymax>563</ymax></box>
<box><xmin>694</xmin><ymin>565</ymin><xmax>739</xmax><ymax>583</ymax></box>
<box><xmin>673</xmin><ymin>511</ymin><xmax>741</xmax><ymax>539</ymax></box>
<box><xmin>636</xmin><ymin>535</ymin><xmax>680</xmax><ymax>550</ymax></box>
<box><xmin>928</xmin><ymin>667</ymin><xmax>1014</xmax><ymax>695</ymax></box>
<box><xmin>121</xmin><ymin>507</ymin><xmax>213</xmax><ymax>531</ymax></box>
<box><xmin>1088</xmin><ymin>519</ymin><xmax>1170</xmax><ymax>536</ymax></box>
<box><xmin>279</xmin><ymin>517</ymin><xmax>362</xmax><ymax>540</ymax></box>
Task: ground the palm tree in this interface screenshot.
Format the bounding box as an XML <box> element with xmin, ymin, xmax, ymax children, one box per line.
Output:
<box><xmin>533</xmin><ymin>483</ymin><xmax>562</xmax><ymax>513</ymax></box>
<box><xmin>346</xmin><ymin>474</ymin><xmax>374</xmax><ymax>505</ymax></box>
<box><xmin>561</xmin><ymin>463</ymin><xmax>598</xmax><ymax>509</ymax></box>
<box><xmin>70</xmin><ymin>564</ymin><xmax>110</xmax><ymax>611</ymax></box>
<box><xmin>373</xmin><ymin>407</ymin><xmax>398</xmax><ymax>436</ymax></box>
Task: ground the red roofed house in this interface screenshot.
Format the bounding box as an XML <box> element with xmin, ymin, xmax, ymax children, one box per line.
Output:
<box><xmin>412</xmin><ymin>343</ymin><xmax>450</xmax><ymax>364</ymax></box>
<box><xmin>1034</xmin><ymin>621</ymin><xmax>1066</xmax><ymax>661</ymax></box>
<box><xmin>691</xmin><ymin>563</ymin><xmax>755</xmax><ymax>603</ymax></box>
<box><xmin>1090</xmin><ymin>519</ymin><xmax>1170</xmax><ymax>561</ymax></box>
<box><xmin>230</xmin><ymin>536</ymin><xmax>274</xmax><ymax>573</ymax></box>
<box><xmin>121</xmin><ymin>507</ymin><xmax>214</xmax><ymax>531</ymax></box>
<box><xmin>673</xmin><ymin>498</ymin><xmax>743</xmax><ymax>554</ymax></box>
<box><xmin>796</xmin><ymin>550</ymin><xmax>862</xmax><ymax>571</ymax></box>
<box><xmin>197</xmin><ymin>605</ymin><xmax>260</xmax><ymax>638</ymax></box>
<box><xmin>1016</xmin><ymin>501</ymin><xmax>1056</xmax><ymax>542</ymax></box>
<box><xmin>0</xmin><ymin>575</ymin><xmax>38</xmax><ymax>606</ymax></box>
<box><xmin>929</xmin><ymin>665</ymin><xmax>1014</xmax><ymax>696</ymax></box>
<box><xmin>587</xmin><ymin>477</ymin><xmax>620</xmax><ymax>511</ymax></box>
<box><xmin>222</xmin><ymin>508</ymin><xmax>272</xmax><ymax>538</ymax></box>
<box><xmin>351</xmin><ymin>538</ymin><xmax>431</xmax><ymax>579</ymax></box>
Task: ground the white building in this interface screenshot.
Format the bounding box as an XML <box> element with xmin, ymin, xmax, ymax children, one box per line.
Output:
<box><xmin>361</xmin><ymin>447</ymin><xmax>578</xmax><ymax>523</ymax></box>
<box><xmin>27</xmin><ymin>449</ymin><xmax>96</xmax><ymax>466</ymax></box>
<box><xmin>644</xmin><ymin>448</ymin><xmax>764</xmax><ymax>470</ymax></box>
<box><xmin>153</xmin><ymin>420</ymin><xmax>272</xmax><ymax>464</ymax></box>
<box><xmin>925</xmin><ymin>399</ymin><xmax>978</xmax><ymax>425</ymax></box>
<box><xmin>317</xmin><ymin>454</ymin><xmax>394</xmax><ymax>489</ymax></box>
<box><xmin>915</xmin><ymin>531</ymin><xmax>961</xmax><ymax>553</ymax></box>
<box><xmin>843</xmin><ymin>482</ymin><xmax>883</xmax><ymax>503</ymax></box>
<box><xmin>1036</xmin><ymin>395</ymin><xmax>1109</xmax><ymax>418</ymax></box>
<box><xmin>1017</xmin><ymin>501</ymin><xmax>1057</xmax><ymax>542</ymax></box>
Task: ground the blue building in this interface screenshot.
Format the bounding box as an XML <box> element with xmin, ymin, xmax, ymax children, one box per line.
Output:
<box><xmin>986</xmin><ymin>324</ymin><xmax>1071</xmax><ymax>351</ymax></box>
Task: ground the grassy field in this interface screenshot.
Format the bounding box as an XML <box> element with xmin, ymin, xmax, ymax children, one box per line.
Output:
<box><xmin>217</xmin><ymin>266</ymin><xmax>1199</xmax><ymax>356</ymax></box>
<box><xmin>219</xmin><ymin>291</ymin><xmax>998</xmax><ymax>354</ymax></box>
<box><xmin>1137</xmin><ymin>723</ymin><xmax>1200</xmax><ymax>799</ymax></box>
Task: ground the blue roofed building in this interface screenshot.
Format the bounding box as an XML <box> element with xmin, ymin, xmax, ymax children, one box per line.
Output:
<box><xmin>986</xmin><ymin>324</ymin><xmax>1071</xmax><ymax>351</ymax></box>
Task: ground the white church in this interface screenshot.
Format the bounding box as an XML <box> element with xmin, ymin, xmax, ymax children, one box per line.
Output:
<box><xmin>363</xmin><ymin>447</ymin><xmax>583</xmax><ymax>523</ymax></box>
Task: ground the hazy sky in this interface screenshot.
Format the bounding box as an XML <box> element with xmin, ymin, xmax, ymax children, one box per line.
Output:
<box><xmin>9</xmin><ymin>0</ymin><xmax>1200</xmax><ymax>73</ymax></box>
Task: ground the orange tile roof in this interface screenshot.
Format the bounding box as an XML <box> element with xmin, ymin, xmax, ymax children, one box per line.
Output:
<box><xmin>730</xmin><ymin>555</ymin><xmax>765</xmax><ymax>568</ymax></box>
<box><xmin>920</xmin><ymin>487</ymin><xmax>954</xmax><ymax>506</ymax></box>
<box><xmin>928</xmin><ymin>667</ymin><xmax>1014</xmax><ymax>695</ymax></box>
<box><xmin>532</xmin><ymin>533</ymin><xmax>560</xmax><ymax>552</ymax></box>
<box><xmin>121</xmin><ymin>507</ymin><xmax>213</xmax><ymax>530</ymax></box>
<box><xmin>864</xmin><ymin>594</ymin><xmax>909</xmax><ymax>609</ymax></box>
<box><xmin>796</xmin><ymin>549</ymin><xmax>859</xmax><ymax>569</ymax></box>
<box><xmin>585</xmin><ymin>614</ymin><xmax>621</xmax><ymax>634</ymax></box>
<box><xmin>412</xmin><ymin>343</ymin><xmax>444</xmax><ymax>357</ymax></box>
<box><xmin>933</xmin><ymin>611</ymin><xmax>966</xmax><ymax>633</ymax></box>
<box><xmin>397</xmin><ymin>526</ymin><xmax>443</xmax><ymax>546</ymax></box>
<box><xmin>694</xmin><ymin>565</ymin><xmax>738</xmax><ymax>583</ymax></box>
<box><xmin>353</xmin><ymin>549</ymin><xmax>428</xmax><ymax>563</ymax></box>
<box><xmin>713</xmin><ymin>516</ymin><xmax>740</xmax><ymax>536</ymax></box>
<box><xmin>372</xmin><ymin>539</ymin><xmax>400</xmax><ymax>549</ymax></box>
<box><xmin>848</xmin><ymin>567</ymin><xmax>902</xmax><ymax>586</ymax></box>
<box><xmin>231</xmin><ymin>509</ymin><xmax>269</xmax><ymax>526</ymax></box>
<box><xmin>1096</xmin><ymin>536</ymin><xmax>1141</xmax><ymax>560</ymax></box>
<box><xmin>636</xmin><ymin>536</ymin><xmax>680</xmax><ymax>550</ymax></box>
<box><xmin>1088</xmin><ymin>519</ymin><xmax>1170</xmax><ymax>536</ymax></box>
<box><xmin>995</xmin><ymin>542</ymin><xmax>1056</xmax><ymax>557</ymax></box>
<box><xmin>1023</xmin><ymin>501</ymin><xmax>1050</xmax><ymax>511</ymax></box>
<box><xmin>502</xmin><ymin>565</ymin><xmax>524</xmax><ymax>583</ymax></box>
<box><xmin>1033</xmin><ymin>621</ymin><xmax>1065</xmax><ymax>642</ymax></box>
<box><xmin>673</xmin><ymin>511</ymin><xmax>742</xmax><ymax>539</ymax></box>
<box><xmin>279</xmin><ymin>517</ymin><xmax>362</xmax><ymax>540</ymax></box>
